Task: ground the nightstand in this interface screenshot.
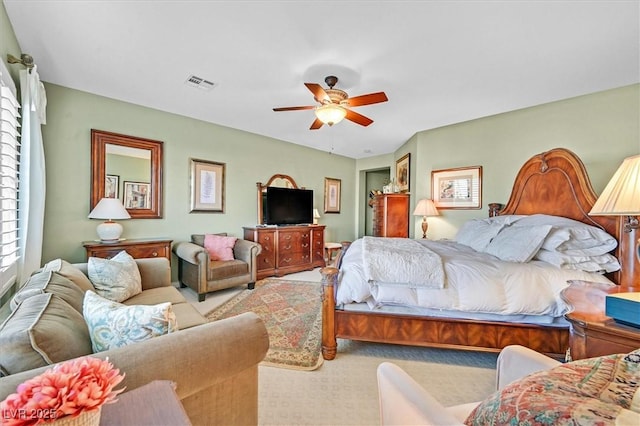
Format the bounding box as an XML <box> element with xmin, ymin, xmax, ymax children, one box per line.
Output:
<box><xmin>561</xmin><ymin>280</ymin><xmax>640</xmax><ymax>361</ymax></box>
<box><xmin>83</xmin><ymin>238</ymin><xmax>172</xmax><ymax>264</ymax></box>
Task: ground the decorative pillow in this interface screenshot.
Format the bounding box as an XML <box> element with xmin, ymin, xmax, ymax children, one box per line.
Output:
<box><xmin>88</xmin><ymin>251</ymin><xmax>142</xmax><ymax>302</ymax></box>
<box><xmin>204</xmin><ymin>234</ymin><xmax>237</xmax><ymax>261</ymax></box>
<box><xmin>484</xmin><ymin>224</ymin><xmax>552</xmax><ymax>262</ymax></box>
<box><xmin>455</xmin><ymin>219</ymin><xmax>507</xmax><ymax>252</ymax></box>
<box><xmin>42</xmin><ymin>258</ymin><xmax>95</xmax><ymax>292</ymax></box>
<box><xmin>534</xmin><ymin>249</ymin><xmax>621</xmax><ymax>273</ymax></box>
<box><xmin>0</xmin><ymin>293</ymin><xmax>92</xmax><ymax>376</ymax></box>
<box><xmin>465</xmin><ymin>349</ymin><xmax>640</xmax><ymax>425</ymax></box>
<box><xmin>10</xmin><ymin>271</ymin><xmax>85</xmax><ymax>313</ymax></box>
<box><xmin>83</xmin><ymin>290</ymin><xmax>178</xmax><ymax>353</ymax></box>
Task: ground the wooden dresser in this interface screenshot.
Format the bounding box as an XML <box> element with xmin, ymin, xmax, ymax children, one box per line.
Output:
<box><xmin>561</xmin><ymin>280</ymin><xmax>640</xmax><ymax>360</ymax></box>
<box><xmin>243</xmin><ymin>225</ymin><xmax>325</xmax><ymax>279</ymax></box>
<box><xmin>372</xmin><ymin>193</ymin><xmax>409</xmax><ymax>237</ymax></box>
<box><xmin>83</xmin><ymin>238</ymin><xmax>172</xmax><ymax>264</ymax></box>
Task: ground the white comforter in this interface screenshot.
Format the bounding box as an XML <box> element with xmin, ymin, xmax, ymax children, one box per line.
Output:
<box><xmin>336</xmin><ymin>238</ymin><xmax>613</xmax><ymax>317</ymax></box>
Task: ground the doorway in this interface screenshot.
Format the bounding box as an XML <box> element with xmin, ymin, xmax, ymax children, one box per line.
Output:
<box><xmin>363</xmin><ymin>168</ymin><xmax>391</xmax><ymax>236</ymax></box>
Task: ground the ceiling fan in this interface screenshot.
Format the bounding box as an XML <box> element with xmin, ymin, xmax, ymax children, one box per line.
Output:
<box><xmin>273</xmin><ymin>76</ymin><xmax>388</xmax><ymax>130</ymax></box>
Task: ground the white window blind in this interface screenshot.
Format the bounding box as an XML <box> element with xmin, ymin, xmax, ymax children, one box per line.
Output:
<box><xmin>0</xmin><ymin>64</ymin><xmax>20</xmax><ymax>297</ymax></box>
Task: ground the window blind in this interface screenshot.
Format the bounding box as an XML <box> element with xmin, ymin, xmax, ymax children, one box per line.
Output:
<box><xmin>0</xmin><ymin>65</ymin><xmax>20</xmax><ymax>297</ymax></box>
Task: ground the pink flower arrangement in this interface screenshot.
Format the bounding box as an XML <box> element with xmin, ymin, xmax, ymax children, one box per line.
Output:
<box><xmin>1</xmin><ymin>356</ymin><xmax>125</xmax><ymax>426</ymax></box>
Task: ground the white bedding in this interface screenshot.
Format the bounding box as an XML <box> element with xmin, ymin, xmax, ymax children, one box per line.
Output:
<box><xmin>336</xmin><ymin>238</ymin><xmax>614</xmax><ymax>318</ymax></box>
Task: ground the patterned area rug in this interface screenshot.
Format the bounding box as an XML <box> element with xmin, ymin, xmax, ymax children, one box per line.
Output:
<box><xmin>207</xmin><ymin>279</ymin><xmax>323</xmax><ymax>371</ymax></box>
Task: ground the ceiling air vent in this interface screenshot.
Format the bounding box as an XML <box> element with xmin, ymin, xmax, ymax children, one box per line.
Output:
<box><xmin>185</xmin><ymin>75</ymin><xmax>216</xmax><ymax>91</ymax></box>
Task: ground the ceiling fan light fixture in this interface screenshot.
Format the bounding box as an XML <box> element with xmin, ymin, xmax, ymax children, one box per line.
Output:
<box><xmin>315</xmin><ymin>104</ymin><xmax>346</xmax><ymax>126</ymax></box>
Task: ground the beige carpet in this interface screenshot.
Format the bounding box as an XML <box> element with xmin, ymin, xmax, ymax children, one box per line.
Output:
<box><xmin>179</xmin><ymin>269</ymin><xmax>497</xmax><ymax>425</ymax></box>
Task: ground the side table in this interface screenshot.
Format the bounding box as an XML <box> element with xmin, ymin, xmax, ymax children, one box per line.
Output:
<box><xmin>561</xmin><ymin>280</ymin><xmax>640</xmax><ymax>361</ymax></box>
<box><xmin>83</xmin><ymin>238</ymin><xmax>172</xmax><ymax>264</ymax></box>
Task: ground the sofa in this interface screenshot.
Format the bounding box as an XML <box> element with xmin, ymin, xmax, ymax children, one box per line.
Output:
<box><xmin>0</xmin><ymin>257</ymin><xmax>270</xmax><ymax>425</ymax></box>
<box><xmin>174</xmin><ymin>234</ymin><xmax>262</xmax><ymax>301</ymax></box>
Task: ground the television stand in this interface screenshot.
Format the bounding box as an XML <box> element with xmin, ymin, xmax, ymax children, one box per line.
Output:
<box><xmin>243</xmin><ymin>225</ymin><xmax>325</xmax><ymax>279</ymax></box>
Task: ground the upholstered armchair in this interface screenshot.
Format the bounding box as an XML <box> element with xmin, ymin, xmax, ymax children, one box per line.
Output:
<box><xmin>173</xmin><ymin>234</ymin><xmax>262</xmax><ymax>302</ymax></box>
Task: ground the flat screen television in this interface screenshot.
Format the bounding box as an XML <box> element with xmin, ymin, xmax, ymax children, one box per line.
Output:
<box><xmin>263</xmin><ymin>187</ymin><xmax>313</xmax><ymax>225</ymax></box>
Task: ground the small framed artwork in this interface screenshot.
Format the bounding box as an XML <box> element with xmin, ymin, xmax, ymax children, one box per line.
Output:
<box><xmin>105</xmin><ymin>174</ymin><xmax>119</xmax><ymax>199</ymax></box>
<box><xmin>190</xmin><ymin>158</ymin><xmax>225</xmax><ymax>213</ymax></box>
<box><xmin>123</xmin><ymin>181</ymin><xmax>151</xmax><ymax>209</ymax></box>
<box><xmin>431</xmin><ymin>166</ymin><xmax>482</xmax><ymax>210</ymax></box>
<box><xmin>396</xmin><ymin>153</ymin><xmax>410</xmax><ymax>193</ymax></box>
<box><xmin>324</xmin><ymin>177</ymin><xmax>341</xmax><ymax>213</ymax></box>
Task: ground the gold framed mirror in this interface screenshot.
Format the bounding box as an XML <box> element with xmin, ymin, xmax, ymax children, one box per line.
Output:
<box><xmin>256</xmin><ymin>174</ymin><xmax>299</xmax><ymax>224</ymax></box>
<box><xmin>90</xmin><ymin>129</ymin><xmax>163</xmax><ymax>219</ymax></box>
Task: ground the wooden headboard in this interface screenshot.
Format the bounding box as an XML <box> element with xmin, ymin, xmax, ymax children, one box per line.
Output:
<box><xmin>496</xmin><ymin>148</ymin><xmax>633</xmax><ymax>285</ymax></box>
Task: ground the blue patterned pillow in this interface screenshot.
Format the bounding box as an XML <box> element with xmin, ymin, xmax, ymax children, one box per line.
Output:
<box><xmin>83</xmin><ymin>290</ymin><xmax>178</xmax><ymax>352</ymax></box>
<box><xmin>88</xmin><ymin>251</ymin><xmax>141</xmax><ymax>302</ymax></box>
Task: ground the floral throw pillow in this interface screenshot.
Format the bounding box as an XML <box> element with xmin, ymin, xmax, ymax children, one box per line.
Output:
<box><xmin>88</xmin><ymin>251</ymin><xmax>141</xmax><ymax>302</ymax></box>
<box><xmin>204</xmin><ymin>234</ymin><xmax>237</xmax><ymax>261</ymax></box>
<box><xmin>465</xmin><ymin>350</ymin><xmax>640</xmax><ymax>425</ymax></box>
<box><xmin>83</xmin><ymin>290</ymin><xmax>177</xmax><ymax>352</ymax></box>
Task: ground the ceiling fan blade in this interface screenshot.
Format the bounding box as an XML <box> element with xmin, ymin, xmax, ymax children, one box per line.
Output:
<box><xmin>345</xmin><ymin>109</ymin><xmax>374</xmax><ymax>127</ymax></box>
<box><xmin>273</xmin><ymin>105</ymin><xmax>316</xmax><ymax>112</ymax></box>
<box><xmin>310</xmin><ymin>118</ymin><xmax>324</xmax><ymax>130</ymax></box>
<box><xmin>346</xmin><ymin>92</ymin><xmax>388</xmax><ymax>107</ymax></box>
<box><xmin>304</xmin><ymin>83</ymin><xmax>330</xmax><ymax>103</ymax></box>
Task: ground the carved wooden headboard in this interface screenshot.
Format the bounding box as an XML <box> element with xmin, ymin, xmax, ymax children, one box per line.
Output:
<box><xmin>496</xmin><ymin>148</ymin><xmax>638</xmax><ymax>286</ymax></box>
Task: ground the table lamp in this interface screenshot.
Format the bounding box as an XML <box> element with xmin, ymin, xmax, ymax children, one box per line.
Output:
<box><xmin>88</xmin><ymin>198</ymin><xmax>131</xmax><ymax>242</ymax></box>
<box><xmin>313</xmin><ymin>209</ymin><xmax>321</xmax><ymax>225</ymax></box>
<box><xmin>413</xmin><ymin>199</ymin><xmax>439</xmax><ymax>239</ymax></box>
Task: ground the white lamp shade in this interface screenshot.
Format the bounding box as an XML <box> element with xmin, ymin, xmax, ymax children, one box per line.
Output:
<box><xmin>313</xmin><ymin>209</ymin><xmax>321</xmax><ymax>219</ymax></box>
<box><xmin>314</xmin><ymin>104</ymin><xmax>346</xmax><ymax>125</ymax></box>
<box><xmin>413</xmin><ymin>199</ymin><xmax>439</xmax><ymax>216</ymax></box>
<box><xmin>590</xmin><ymin>154</ymin><xmax>640</xmax><ymax>215</ymax></box>
<box><xmin>88</xmin><ymin>198</ymin><xmax>131</xmax><ymax>220</ymax></box>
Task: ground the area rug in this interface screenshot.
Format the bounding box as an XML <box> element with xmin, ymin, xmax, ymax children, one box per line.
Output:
<box><xmin>207</xmin><ymin>279</ymin><xmax>323</xmax><ymax>371</ymax></box>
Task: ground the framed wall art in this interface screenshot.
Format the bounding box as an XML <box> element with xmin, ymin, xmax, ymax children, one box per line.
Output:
<box><xmin>190</xmin><ymin>158</ymin><xmax>225</xmax><ymax>213</ymax></box>
<box><xmin>396</xmin><ymin>153</ymin><xmax>410</xmax><ymax>193</ymax></box>
<box><xmin>431</xmin><ymin>166</ymin><xmax>482</xmax><ymax>209</ymax></box>
<box><xmin>324</xmin><ymin>177</ymin><xmax>341</xmax><ymax>213</ymax></box>
<box><xmin>123</xmin><ymin>181</ymin><xmax>151</xmax><ymax>209</ymax></box>
<box><xmin>105</xmin><ymin>174</ymin><xmax>119</xmax><ymax>199</ymax></box>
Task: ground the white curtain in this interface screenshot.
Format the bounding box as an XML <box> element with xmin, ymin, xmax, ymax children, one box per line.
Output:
<box><xmin>18</xmin><ymin>67</ymin><xmax>47</xmax><ymax>282</ymax></box>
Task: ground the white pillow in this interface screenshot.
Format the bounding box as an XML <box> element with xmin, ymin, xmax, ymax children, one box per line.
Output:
<box><xmin>455</xmin><ymin>219</ymin><xmax>507</xmax><ymax>252</ymax></box>
<box><xmin>513</xmin><ymin>214</ymin><xmax>617</xmax><ymax>256</ymax></box>
<box><xmin>534</xmin><ymin>249</ymin><xmax>621</xmax><ymax>273</ymax></box>
<box><xmin>484</xmin><ymin>225</ymin><xmax>552</xmax><ymax>263</ymax></box>
<box><xmin>83</xmin><ymin>290</ymin><xmax>177</xmax><ymax>352</ymax></box>
<box><xmin>88</xmin><ymin>251</ymin><xmax>142</xmax><ymax>302</ymax></box>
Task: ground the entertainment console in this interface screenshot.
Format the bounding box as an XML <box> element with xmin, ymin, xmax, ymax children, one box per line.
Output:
<box><xmin>243</xmin><ymin>225</ymin><xmax>326</xmax><ymax>280</ymax></box>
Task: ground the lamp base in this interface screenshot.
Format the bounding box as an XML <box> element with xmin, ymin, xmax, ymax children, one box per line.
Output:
<box><xmin>421</xmin><ymin>217</ymin><xmax>428</xmax><ymax>239</ymax></box>
<box><xmin>96</xmin><ymin>221</ymin><xmax>123</xmax><ymax>242</ymax></box>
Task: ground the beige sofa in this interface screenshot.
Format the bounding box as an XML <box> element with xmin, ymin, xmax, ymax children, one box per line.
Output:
<box><xmin>0</xmin><ymin>257</ymin><xmax>270</xmax><ymax>425</ymax></box>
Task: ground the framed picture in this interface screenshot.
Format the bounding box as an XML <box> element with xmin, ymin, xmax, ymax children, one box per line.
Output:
<box><xmin>396</xmin><ymin>153</ymin><xmax>410</xmax><ymax>193</ymax></box>
<box><xmin>324</xmin><ymin>177</ymin><xmax>341</xmax><ymax>213</ymax></box>
<box><xmin>105</xmin><ymin>174</ymin><xmax>119</xmax><ymax>199</ymax></box>
<box><xmin>431</xmin><ymin>166</ymin><xmax>482</xmax><ymax>209</ymax></box>
<box><xmin>123</xmin><ymin>181</ymin><xmax>151</xmax><ymax>209</ymax></box>
<box><xmin>190</xmin><ymin>158</ymin><xmax>225</xmax><ymax>213</ymax></box>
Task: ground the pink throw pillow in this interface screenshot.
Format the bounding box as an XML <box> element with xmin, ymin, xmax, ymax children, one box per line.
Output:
<box><xmin>203</xmin><ymin>234</ymin><xmax>237</xmax><ymax>261</ymax></box>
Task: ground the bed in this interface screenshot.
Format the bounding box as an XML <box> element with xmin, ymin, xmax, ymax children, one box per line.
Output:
<box><xmin>320</xmin><ymin>148</ymin><xmax>630</xmax><ymax>360</ymax></box>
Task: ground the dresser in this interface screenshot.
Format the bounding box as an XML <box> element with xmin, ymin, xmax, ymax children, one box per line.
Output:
<box><xmin>372</xmin><ymin>193</ymin><xmax>409</xmax><ymax>237</ymax></box>
<box><xmin>243</xmin><ymin>225</ymin><xmax>325</xmax><ymax>279</ymax></box>
<box><xmin>561</xmin><ymin>280</ymin><xmax>640</xmax><ymax>361</ymax></box>
<box><xmin>83</xmin><ymin>238</ymin><xmax>172</xmax><ymax>264</ymax></box>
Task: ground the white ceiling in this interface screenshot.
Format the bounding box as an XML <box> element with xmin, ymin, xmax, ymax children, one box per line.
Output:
<box><xmin>4</xmin><ymin>1</ymin><xmax>639</xmax><ymax>159</ymax></box>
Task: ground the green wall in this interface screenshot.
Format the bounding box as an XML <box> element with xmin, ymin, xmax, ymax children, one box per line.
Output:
<box><xmin>403</xmin><ymin>84</ymin><xmax>640</xmax><ymax>239</ymax></box>
<box><xmin>42</xmin><ymin>83</ymin><xmax>357</xmax><ymax>271</ymax></box>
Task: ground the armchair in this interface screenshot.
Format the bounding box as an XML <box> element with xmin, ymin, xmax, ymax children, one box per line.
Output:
<box><xmin>376</xmin><ymin>345</ymin><xmax>561</xmax><ymax>425</ymax></box>
<box><xmin>173</xmin><ymin>234</ymin><xmax>262</xmax><ymax>302</ymax></box>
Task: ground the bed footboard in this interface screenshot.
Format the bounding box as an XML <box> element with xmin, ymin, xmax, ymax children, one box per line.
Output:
<box><xmin>320</xmin><ymin>265</ymin><xmax>339</xmax><ymax>360</ymax></box>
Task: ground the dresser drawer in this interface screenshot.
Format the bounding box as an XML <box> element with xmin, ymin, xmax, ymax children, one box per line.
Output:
<box><xmin>83</xmin><ymin>239</ymin><xmax>172</xmax><ymax>264</ymax></box>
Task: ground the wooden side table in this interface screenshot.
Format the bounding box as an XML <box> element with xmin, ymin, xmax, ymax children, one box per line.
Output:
<box><xmin>561</xmin><ymin>280</ymin><xmax>640</xmax><ymax>360</ymax></box>
<box><xmin>83</xmin><ymin>238</ymin><xmax>172</xmax><ymax>264</ymax></box>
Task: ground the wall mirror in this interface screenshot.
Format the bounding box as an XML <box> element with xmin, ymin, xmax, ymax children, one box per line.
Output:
<box><xmin>91</xmin><ymin>129</ymin><xmax>163</xmax><ymax>219</ymax></box>
<box><xmin>256</xmin><ymin>174</ymin><xmax>299</xmax><ymax>223</ymax></box>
